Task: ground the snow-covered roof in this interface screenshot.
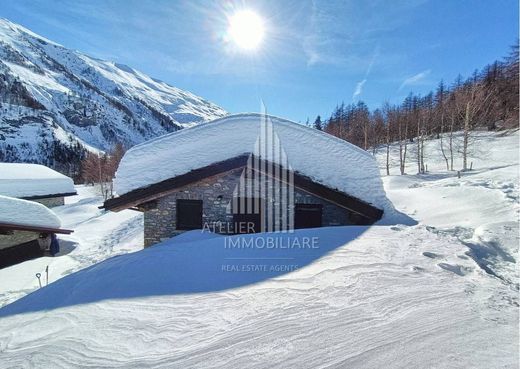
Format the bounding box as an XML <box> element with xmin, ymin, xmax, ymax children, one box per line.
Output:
<box><xmin>114</xmin><ymin>113</ymin><xmax>389</xmax><ymax>209</ymax></box>
<box><xmin>0</xmin><ymin>163</ymin><xmax>76</xmax><ymax>198</ymax></box>
<box><xmin>0</xmin><ymin>195</ymin><xmax>61</xmax><ymax>228</ymax></box>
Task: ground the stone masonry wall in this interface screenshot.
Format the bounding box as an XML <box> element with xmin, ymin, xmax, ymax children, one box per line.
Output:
<box><xmin>33</xmin><ymin>196</ymin><xmax>65</xmax><ymax>208</ymax></box>
<box><xmin>0</xmin><ymin>230</ymin><xmax>39</xmax><ymax>249</ymax></box>
<box><xmin>141</xmin><ymin>168</ymin><xmax>352</xmax><ymax>247</ymax></box>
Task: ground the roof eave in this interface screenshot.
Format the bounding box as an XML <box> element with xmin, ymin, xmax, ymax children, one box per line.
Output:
<box><xmin>20</xmin><ymin>191</ymin><xmax>78</xmax><ymax>200</ymax></box>
<box><xmin>0</xmin><ymin>222</ymin><xmax>74</xmax><ymax>234</ymax></box>
<box><xmin>104</xmin><ymin>154</ymin><xmax>383</xmax><ymax>222</ymax></box>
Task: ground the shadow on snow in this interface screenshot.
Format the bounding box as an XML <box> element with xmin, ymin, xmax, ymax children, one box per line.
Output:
<box><xmin>0</xmin><ymin>217</ymin><xmax>415</xmax><ymax>318</ymax></box>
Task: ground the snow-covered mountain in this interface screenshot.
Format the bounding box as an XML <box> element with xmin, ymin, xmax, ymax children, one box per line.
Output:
<box><xmin>0</xmin><ymin>18</ymin><xmax>227</xmax><ymax>172</ymax></box>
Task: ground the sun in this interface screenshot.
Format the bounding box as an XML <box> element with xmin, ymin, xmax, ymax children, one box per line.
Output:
<box><xmin>227</xmin><ymin>10</ymin><xmax>265</xmax><ymax>51</ymax></box>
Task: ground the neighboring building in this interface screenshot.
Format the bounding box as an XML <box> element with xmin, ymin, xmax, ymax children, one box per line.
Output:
<box><xmin>0</xmin><ymin>163</ymin><xmax>77</xmax><ymax>207</ymax></box>
<box><xmin>104</xmin><ymin>113</ymin><xmax>389</xmax><ymax>247</ymax></box>
<box><xmin>0</xmin><ymin>195</ymin><xmax>72</xmax><ymax>268</ymax></box>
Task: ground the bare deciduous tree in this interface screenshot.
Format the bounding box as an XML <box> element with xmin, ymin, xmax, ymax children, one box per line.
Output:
<box><xmin>80</xmin><ymin>143</ymin><xmax>125</xmax><ymax>200</ymax></box>
<box><xmin>316</xmin><ymin>43</ymin><xmax>518</xmax><ymax>175</ymax></box>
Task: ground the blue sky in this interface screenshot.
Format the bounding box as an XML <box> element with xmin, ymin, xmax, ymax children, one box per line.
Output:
<box><xmin>0</xmin><ymin>0</ymin><xmax>517</xmax><ymax>123</ymax></box>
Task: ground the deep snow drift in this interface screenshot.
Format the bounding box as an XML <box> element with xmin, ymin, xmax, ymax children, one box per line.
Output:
<box><xmin>0</xmin><ymin>130</ymin><xmax>517</xmax><ymax>368</ymax></box>
<box><xmin>0</xmin><ymin>163</ymin><xmax>75</xmax><ymax>198</ymax></box>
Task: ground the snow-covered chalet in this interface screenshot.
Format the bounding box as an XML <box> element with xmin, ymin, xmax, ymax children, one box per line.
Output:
<box><xmin>0</xmin><ymin>163</ymin><xmax>75</xmax><ymax>267</ymax></box>
<box><xmin>0</xmin><ymin>163</ymin><xmax>77</xmax><ymax>207</ymax></box>
<box><xmin>0</xmin><ymin>195</ymin><xmax>72</xmax><ymax>268</ymax></box>
<box><xmin>104</xmin><ymin>113</ymin><xmax>388</xmax><ymax>246</ymax></box>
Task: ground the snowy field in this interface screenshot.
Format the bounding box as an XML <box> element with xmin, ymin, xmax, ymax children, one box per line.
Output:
<box><xmin>0</xmin><ymin>130</ymin><xmax>518</xmax><ymax>368</ymax></box>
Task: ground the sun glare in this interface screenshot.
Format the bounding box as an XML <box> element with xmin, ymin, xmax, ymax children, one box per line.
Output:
<box><xmin>227</xmin><ymin>10</ymin><xmax>265</xmax><ymax>51</ymax></box>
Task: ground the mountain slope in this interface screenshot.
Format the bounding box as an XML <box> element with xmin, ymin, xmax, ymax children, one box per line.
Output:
<box><xmin>0</xmin><ymin>18</ymin><xmax>226</xmax><ymax>172</ymax></box>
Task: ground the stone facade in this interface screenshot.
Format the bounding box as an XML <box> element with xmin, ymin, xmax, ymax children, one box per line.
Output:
<box><xmin>31</xmin><ymin>196</ymin><xmax>65</xmax><ymax>208</ymax></box>
<box><xmin>140</xmin><ymin>168</ymin><xmax>354</xmax><ymax>247</ymax></box>
<box><xmin>0</xmin><ymin>230</ymin><xmax>39</xmax><ymax>250</ymax></box>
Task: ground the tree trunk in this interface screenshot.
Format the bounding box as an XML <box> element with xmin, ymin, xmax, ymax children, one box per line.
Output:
<box><xmin>401</xmin><ymin>123</ymin><xmax>408</xmax><ymax>175</ymax></box>
<box><xmin>386</xmin><ymin>127</ymin><xmax>390</xmax><ymax>176</ymax></box>
<box><xmin>462</xmin><ymin>102</ymin><xmax>471</xmax><ymax>171</ymax></box>
<box><xmin>364</xmin><ymin>123</ymin><xmax>368</xmax><ymax>151</ymax></box>
<box><xmin>417</xmin><ymin>119</ymin><xmax>421</xmax><ymax>174</ymax></box>
<box><xmin>439</xmin><ymin>112</ymin><xmax>449</xmax><ymax>170</ymax></box>
<box><xmin>449</xmin><ymin>116</ymin><xmax>455</xmax><ymax>171</ymax></box>
<box><xmin>420</xmin><ymin>133</ymin><xmax>425</xmax><ymax>173</ymax></box>
<box><xmin>399</xmin><ymin>122</ymin><xmax>404</xmax><ymax>175</ymax></box>
<box><xmin>98</xmin><ymin>159</ymin><xmax>105</xmax><ymax>199</ymax></box>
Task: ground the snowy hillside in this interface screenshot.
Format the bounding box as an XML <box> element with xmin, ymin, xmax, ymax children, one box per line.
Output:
<box><xmin>375</xmin><ymin>130</ymin><xmax>519</xmax><ymax>288</ymax></box>
<box><xmin>0</xmin><ymin>18</ymin><xmax>226</xmax><ymax>169</ymax></box>
<box><xmin>0</xmin><ymin>130</ymin><xmax>517</xmax><ymax>368</ymax></box>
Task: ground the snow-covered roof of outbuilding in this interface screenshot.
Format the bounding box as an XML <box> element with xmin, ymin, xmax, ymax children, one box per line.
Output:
<box><xmin>0</xmin><ymin>163</ymin><xmax>76</xmax><ymax>199</ymax></box>
<box><xmin>114</xmin><ymin>113</ymin><xmax>389</xmax><ymax>210</ymax></box>
<box><xmin>0</xmin><ymin>195</ymin><xmax>62</xmax><ymax>229</ymax></box>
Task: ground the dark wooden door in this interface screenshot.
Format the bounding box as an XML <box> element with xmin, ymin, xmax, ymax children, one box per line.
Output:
<box><xmin>294</xmin><ymin>204</ymin><xmax>323</xmax><ymax>229</ymax></box>
<box><xmin>233</xmin><ymin>198</ymin><xmax>262</xmax><ymax>233</ymax></box>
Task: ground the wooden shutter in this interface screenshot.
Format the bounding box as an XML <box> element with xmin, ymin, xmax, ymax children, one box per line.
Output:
<box><xmin>176</xmin><ymin>199</ymin><xmax>203</xmax><ymax>230</ymax></box>
<box><xmin>294</xmin><ymin>204</ymin><xmax>323</xmax><ymax>229</ymax></box>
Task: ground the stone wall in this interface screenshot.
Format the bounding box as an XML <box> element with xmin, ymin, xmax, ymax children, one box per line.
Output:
<box><xmin>0</xmin><ymin>230</ymin><xmax>39</xmax><ymax>249</ymax></box>
<box><xmin>32</xmin><ymin>196</ymin><xmax>65</xmax><ymax>208</ymax></box>
<box><xmin>140</xmin><ymin>168</ymin><xmax>352</xmax><ymax>247</ymax></box>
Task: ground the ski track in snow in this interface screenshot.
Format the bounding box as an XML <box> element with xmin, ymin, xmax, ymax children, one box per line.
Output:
<box><xmin>0</xmin><ymin>130</ymin><xmax>518</xmax><ymax>368</ymax></box>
